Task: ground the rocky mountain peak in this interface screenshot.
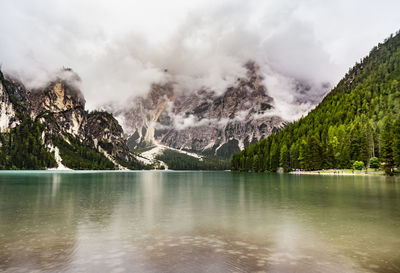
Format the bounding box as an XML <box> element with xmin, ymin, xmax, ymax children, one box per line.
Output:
<box><xmin>120</xmin><ymin>61</ymin><xmax>286</xmax><ymax>157</ymax></box>
<box><xmin>0</xmin><ymin>80</ymin><xmax>18</xmax><ymax>132</ymax></box>
<box><xmin>0</xmin><ymin>67</ymin><xmax>137</xmax><ymax>169</ymax></box>
<box><xmin>147</xmin><ymin>82</ymin><xmax>174</xmax><ymax>108</ymax></box>
<box><xmin>244</xmin><ymin>61</ymin><xmax>263</xmax><ymax>85</ymax></box>
<box><xmin>29</xmin><ymin>79</ymin><xmax>85</xmax><ymax>117</ymax></box>
<box><xmin>85</xmin><ymin>111</ymin><xmax>131</xmax><ymax>162</ymax></box>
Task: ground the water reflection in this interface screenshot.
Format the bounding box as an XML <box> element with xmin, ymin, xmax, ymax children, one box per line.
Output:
<box><xmin>0</xmin><ymin>171</ymin><xmax>399</xmax><ymax>272</ymax></box>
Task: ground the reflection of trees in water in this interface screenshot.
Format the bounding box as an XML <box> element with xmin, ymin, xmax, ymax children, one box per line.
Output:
<box><xmin>0</xmin><ymin>173</ymin><xmax>76</xmax><ymax>270</ymax></box>
<box><xmin>0</xmin><ymin>172</ymin><xmax>129</xmax><ymax>271</ymax></box>
<box><xmin>0</xmin><ymin>172</ymin><xmax>399</xmax><ymax>272</ymax></box>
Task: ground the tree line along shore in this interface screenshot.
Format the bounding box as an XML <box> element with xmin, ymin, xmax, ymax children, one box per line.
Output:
<box><xmin>231</xmin><ymin>31</ymin><xmax>400</xmax><ymax>176</ymax></box>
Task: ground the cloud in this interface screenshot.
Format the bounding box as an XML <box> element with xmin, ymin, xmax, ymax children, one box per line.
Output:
<box><xmin>170</xmin><ymin>114</ymin><xmax>232</xmax><ymax>131</ymax></box>
<box><xmin>1</xmin><ymin>0</ymin><xmax>400</xmax><ymax>121</ymax></box>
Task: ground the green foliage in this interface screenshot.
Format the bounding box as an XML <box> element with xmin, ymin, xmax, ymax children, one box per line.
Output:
<box><xmin>0</xmin><ymin>71</ymin><xmax>142</xmax><ymax>170</ymax></box>
<box><xmin>156</xmin><ymin>149</ymin><xmax>230</xmax><ymax>170</ymax></box>
<box><xmin>231</xmin><ymin>31</ymin><xmax>400</xmax><ymax>175</ymax></box>
<box><xmin>353</xmin><ymin>161</ymin><xmax>365</xmax><ymax>170</ymax></box>
<box><xmin>279</xmin><ymin>144</ymin><xmax>290</xmax><ymax>171</ymax></box>
<box><xmin>216</xmin><ymin>139</ymin><xmax>241</xmax><ymax>159</ymax></box>
<box><xmin>369</xmin><ymin>157</ymin><xmax>380</xmax><ymax>169</ymax></box>
<box><xmin>51</xmin><ymin>135</ymin><xmax>116</xmax><ymax>170</ymax></box>
<box><xmin>393</xmin><ymin>117</ymin><xmax>400</xmax><ymax>167</ymax></box>
<box><xmin>380</xmin><ymin>116</ymin><xmax>395</xmax><ymax>175</ymax></box>
<box><xmin>0</xmin><ymin>116</ymin><xmax>57</xmax><ymax>169</ymax></box>
<box><xmin>115</xmin><ymin>155</ymin><xmax>151</xmax><ymax>170</ymax></box>
<box><xmin>99</xmin><ymin>141</ymin><xmax>113</xmax><ymax>154</ymax></box>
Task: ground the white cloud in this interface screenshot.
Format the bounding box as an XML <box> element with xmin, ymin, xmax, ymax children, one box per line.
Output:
<box><xmin>0</xmin><ymin>0</ymin><xmax>399</xmax><ymax>120</ymax></box>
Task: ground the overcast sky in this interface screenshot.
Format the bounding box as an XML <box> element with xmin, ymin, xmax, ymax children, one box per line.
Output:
<box><xmin>1</xmin><ymin>0</ymin><xmax>400</xmax><ymax>119</ymax></box>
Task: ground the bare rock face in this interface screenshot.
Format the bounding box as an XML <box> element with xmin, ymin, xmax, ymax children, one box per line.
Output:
<box><xmin>0</xmin><ymin>80</ymin><xmax>18</xmax><ymax>132</ymax></box>
<box><xmin>29</xmin><ymin>78</ymin><xmax>86</xmax><ymax>136</ymax></box>
<box><xmin>123</xmin><ymin>83</ymin><xmax>174</xmax><ymax>145</ymax></box>
<box><xmin>84</xmin><ymin>111</ymin><xmax>131</xmax><ymax>161</ymax></box>
<box><xmin>122</xmin><ymin>62</ymin><xmax>287</xmax><ymax>157</ymax></box>
<box><xmin>30</xmin><ymin>81</ymin><xmax>85</xmax><ymax>114</ymax></box>
<box><xmin>31</xmin><ymin>79</ymin><xmax>132</xmax><ymax>163</ymax></box>
<box><xmin>0</xmin><ymin>71</ymin><xmax>30</xmax><ymax>132</ymax></box>
<box><xmin>0</xmin><ymin>68</ymin><xmax>133</xmax><ymax>166</ymax></box>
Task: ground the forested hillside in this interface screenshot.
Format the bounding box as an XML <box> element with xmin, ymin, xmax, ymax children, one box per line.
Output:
<box><xmin>231</xmin><ymin>31</ymin><xmax>400</xmax><ymax>175</ymax></box>
<box><xmin>0</xmin><ymin>69</ymin><xmax>144</xmax><ymax>170</ymax></box>
<box><xmin>0</xmin><ymin>115</ymin><xmax>57</xmax><ymax>169</ymax></box>
<box><xmin>155</xmin><ymin>149</ymin><xmax>230</xmax><ymax>170</ymax></box>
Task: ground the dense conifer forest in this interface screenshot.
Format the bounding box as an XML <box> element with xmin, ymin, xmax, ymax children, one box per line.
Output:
<box><xmin>231</xmin><ymin>31</ymin><xmax>400</xmax><ymax>175</ymax></box>
<box><xmin>0</xmin><ymin>116</ymin><xmax>57</xmax><ymax>169</ymax></box>
<box><xmin>156</xmin><ymin>149</ymin><xmax>230</xmax><ymax>170</ymax></box>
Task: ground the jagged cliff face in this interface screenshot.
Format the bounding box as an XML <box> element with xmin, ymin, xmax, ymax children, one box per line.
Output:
<box><xmin>122</xmin><ymin>62</ymin><xmax>286</xmax><ymax>157</ymax></box>
<box><xmin>0</xmin><ymin>69</ymin><xmax>133</xmax><ymax>168</ymax></box>
<box><xmin>124</xmin><ymin>83</ymin><xmax>174</xmax><ymax>145</ymax></box>
<box><xmin>85</xmin><ymin>111</ymin><xmax>131</xmax><ymax>161</ymax></box>
<box><xmin>0</xmin><ymin>73</ymin><xmax>30</xmax><ymax>132</ymax></box>
<box><xmin>29</xmin><ymin>80</ymin><xmax>86</xmax><ymax>136</ymax></box>
<box><xmin>0</xmin><ymin>81</ymin><xmax>18</xmax><ymax>132</ymax></box>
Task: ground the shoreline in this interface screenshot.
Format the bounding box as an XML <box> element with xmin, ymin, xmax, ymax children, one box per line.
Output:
<box><xmin>290</xmin><ymin>169</ymin><xmax>384</xmax><ymax>176</ymax></box>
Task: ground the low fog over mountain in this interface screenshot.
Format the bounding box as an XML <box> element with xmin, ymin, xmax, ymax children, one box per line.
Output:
<box><xmin>1</xmin><ymin>0</ymin><xmax>400</xmax><ymax>160</ymax></box>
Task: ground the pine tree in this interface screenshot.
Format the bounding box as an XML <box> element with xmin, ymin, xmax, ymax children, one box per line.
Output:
<box><xmin>289</xmin><ymin>143</ymin><xmax>299</xmax><ymax>169</ymax></box>
<box><xmin>380</xmin><ymin>115</ymin><xmax>394</xmax><ymax>175</ymax></box>
<box><xmin>298</xmin><ymin>139</ymin><xmax>307</xmax><ymax>169</ymax></box>
<box><xmin>231</xmin><ymin>32</ymin><xmax>400</xmax><ymax>173</ymax></box>
<box><xmin>269</xmin><ymin>139</ymin><xmax>280</xmax><ymax>171</ymax></box>
<box><xmin>279</xmin><ymin>144</ymin><xmax>290</xmax><ymax>171</ymax></box>
<box><xmin>305</xmin><ymin>135</ymin><xmax>322</xmax><ymax>170</ymax></box>
<box><xmin>359</xmin><ymin>123</ymin><xmax>371</xmax><ymax>164</ymax></box>
<box><xmin>393</xmin><ymin>116</ymin><xmax>400</xmax><ymax>167</ymax></box>
<box><xmin>253</xmin><ymin>154</ymin><xmax>260</xmax><ymax>171</ymax></box>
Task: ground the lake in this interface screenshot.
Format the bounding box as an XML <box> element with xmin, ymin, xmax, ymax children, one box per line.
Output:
<box><xmin>0</xmin><ymin>171</ymin><xmax>399</xmax><ymax>273</ymax></box>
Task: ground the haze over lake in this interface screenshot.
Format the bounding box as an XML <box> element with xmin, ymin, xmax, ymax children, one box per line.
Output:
<box><xmin>0</xmin><ymin>171</ymin><xmax>399</xmax><ymax>273</ymax></box>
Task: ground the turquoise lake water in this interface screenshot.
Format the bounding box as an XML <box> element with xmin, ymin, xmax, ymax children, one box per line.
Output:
<box><xmin>0</xmin><ymin>171</ymin><xmax>399</xmax><ymax>272</ymax></box>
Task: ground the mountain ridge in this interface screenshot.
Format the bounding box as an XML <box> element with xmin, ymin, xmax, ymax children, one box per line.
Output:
<box><xmin>231</xmin><ymin>30</ymin><xmax>400</xmax><ymax>175</ymax></box>
<box><xmin>0</xmin><ymin>69</ymin><xmax>143</xmax><ymax>170</ymax></box>
<box><xmin>117</xmin><ymin>61</ymin><xmax>289</xmax><ymax>159</ymax></box>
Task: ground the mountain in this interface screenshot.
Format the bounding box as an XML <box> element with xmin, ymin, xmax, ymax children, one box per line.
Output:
<box><xmin>0</xmin><ymin>69</ymin><xmax>143</xmax><ymax>170</ymax></box>
<box><xmin>231</xmin><ymin>31</ymin><xmax>400</xmax><ymax>175</ymax></box>
<box><xmin>118</xmin><ymin>62</ymin><xmax>287</xmax><ymax>160</ymax></box>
